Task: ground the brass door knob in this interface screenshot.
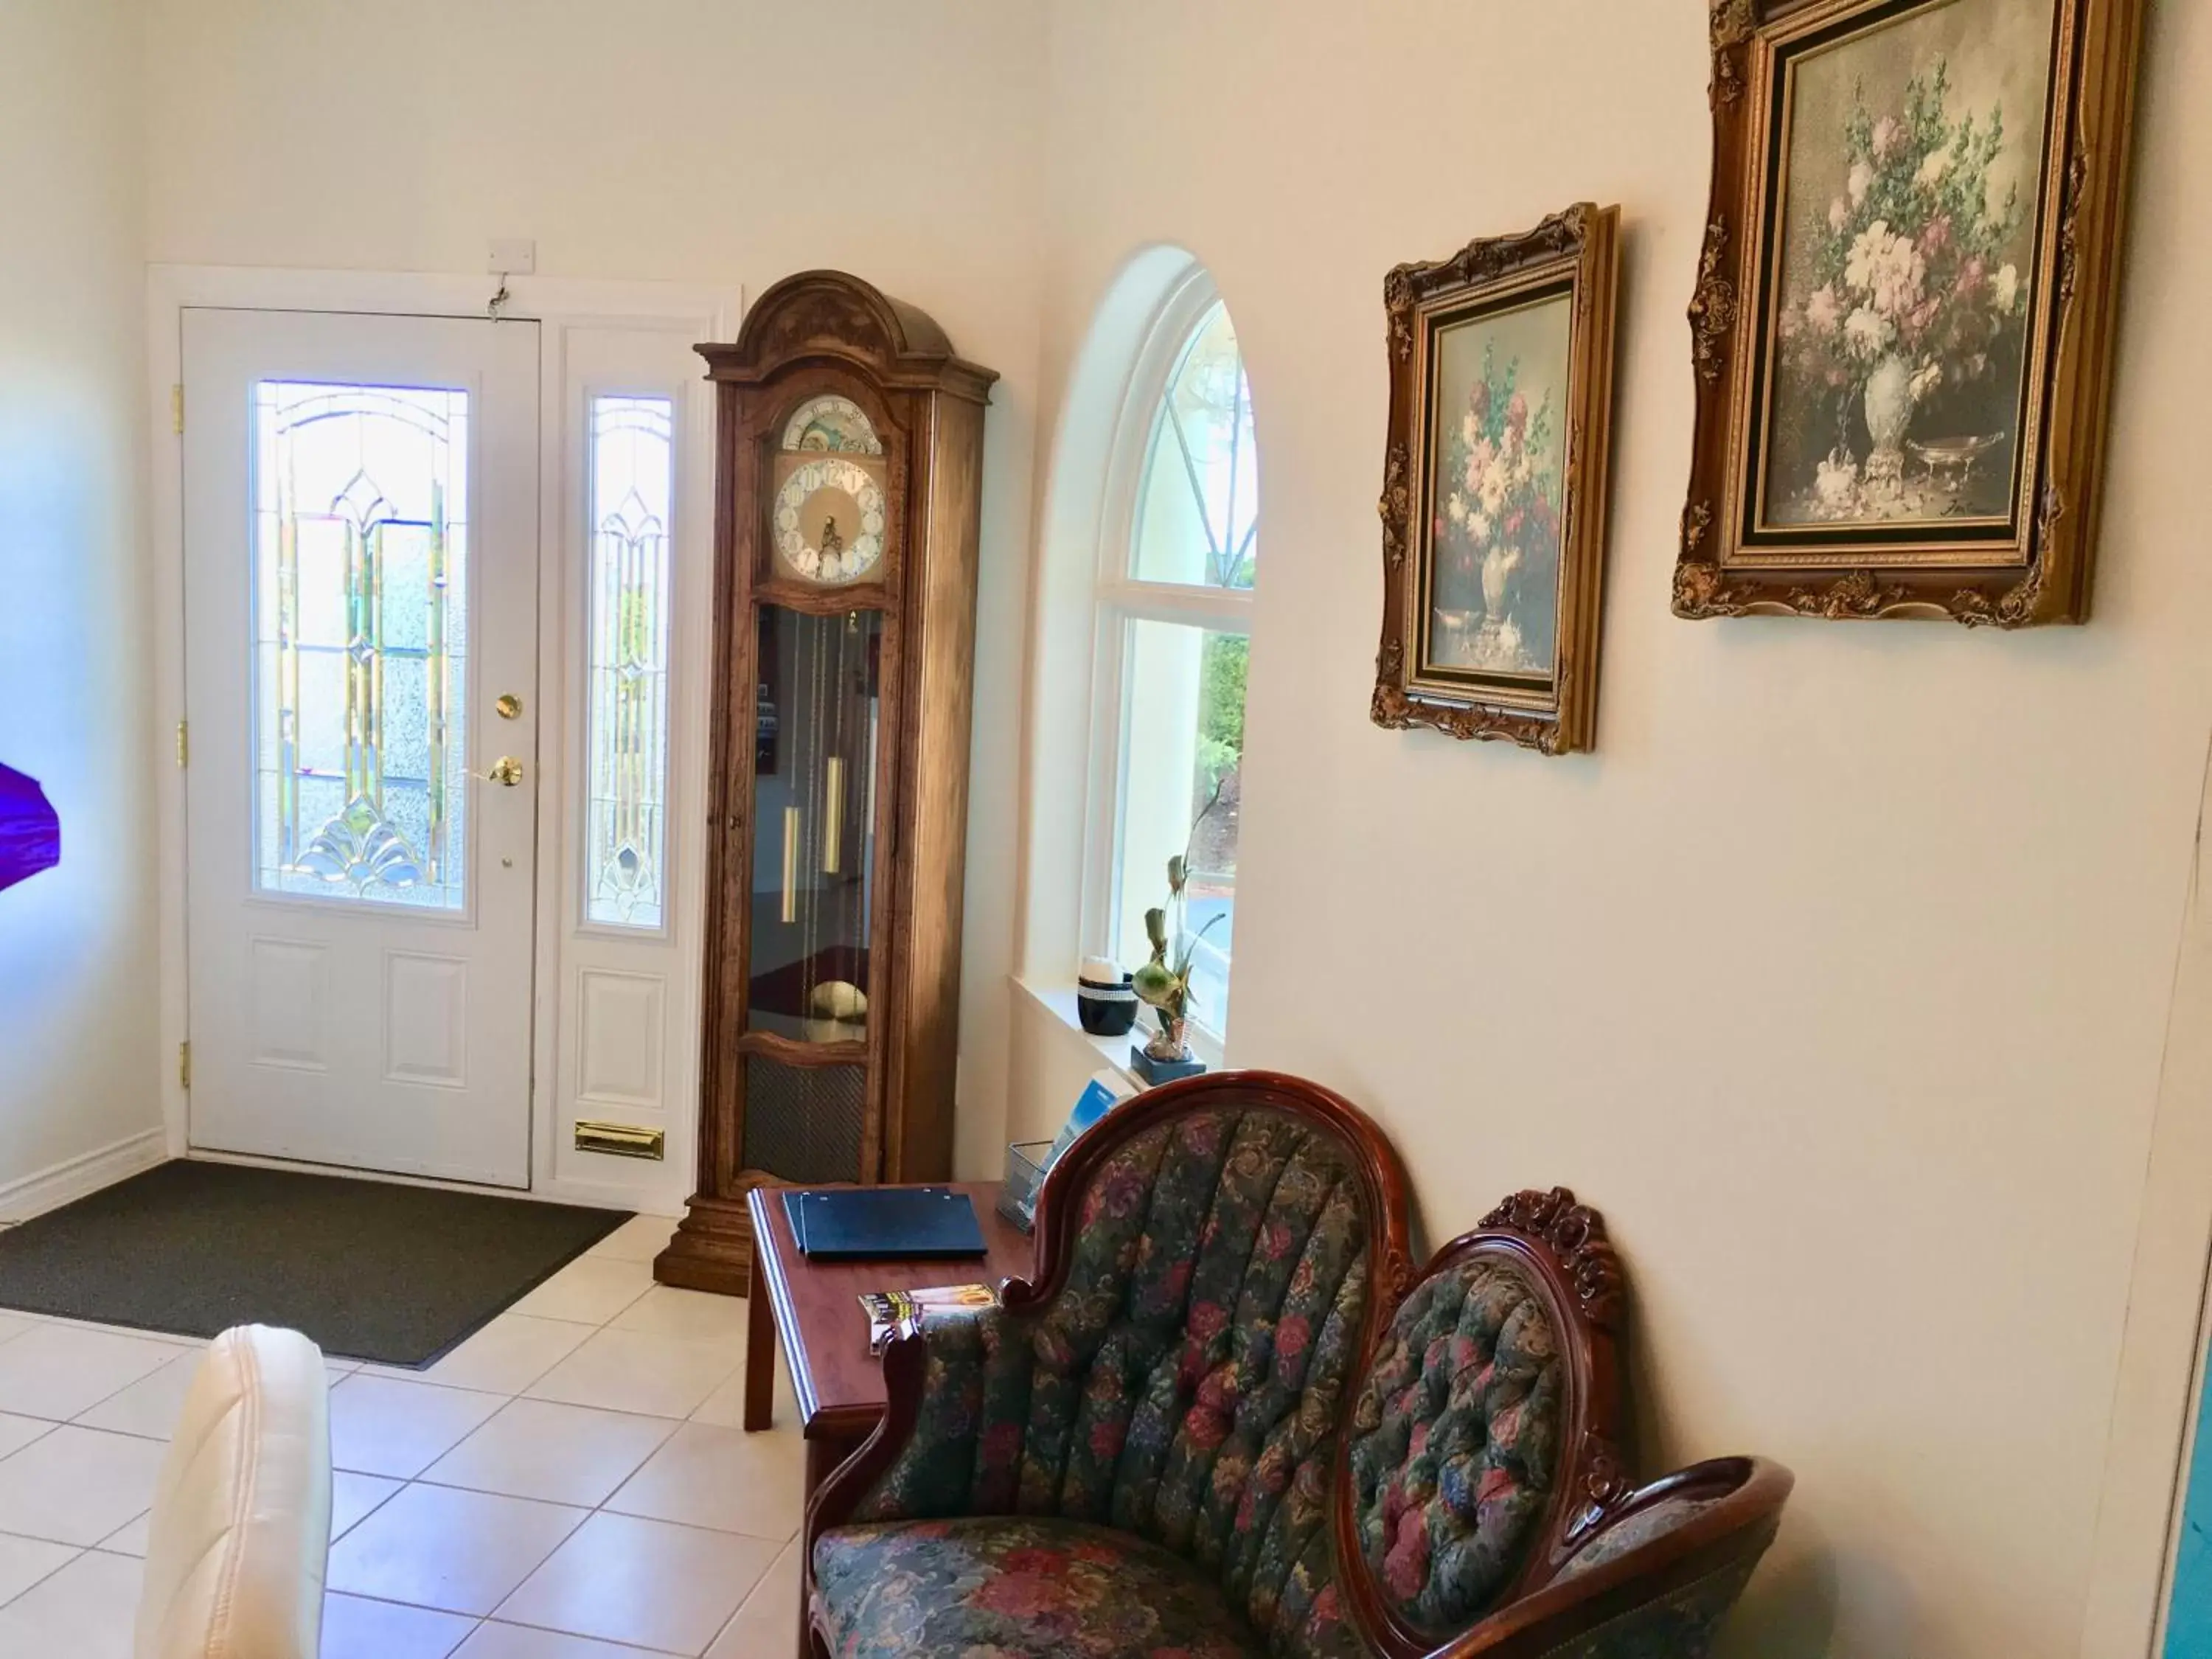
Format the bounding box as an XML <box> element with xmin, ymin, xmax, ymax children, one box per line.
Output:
<box><xmin>486</xmin><ymin>756</ymin><xmax>525</xmax><ymax>787</ymax></box>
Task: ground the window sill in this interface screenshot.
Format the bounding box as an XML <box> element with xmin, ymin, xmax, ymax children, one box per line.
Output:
<box><xmin>1012</xmin><ymin>975</ymin><xmax>1226</xmax><ymax>1082</ymax></box>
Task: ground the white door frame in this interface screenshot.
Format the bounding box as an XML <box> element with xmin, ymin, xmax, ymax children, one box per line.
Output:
<box><xmin>149</xmin><ymin>265</ymin><xmax>740</xmax><ymax>1214</ymax></box>
<box><xmin>2075</xmin><ymin>738</ymin><xmax>2212</xmax><ymax>1657</ymax></box>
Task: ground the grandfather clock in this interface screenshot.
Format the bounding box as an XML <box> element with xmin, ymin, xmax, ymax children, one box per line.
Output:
<box><xmin>655</xmin><ymin>272</ymin><xmax>996</xmax><ymax>1295</ymax></box>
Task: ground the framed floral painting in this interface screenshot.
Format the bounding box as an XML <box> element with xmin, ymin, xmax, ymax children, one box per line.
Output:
<box><xmin>1677</xmin><ymin>0</ymin><xmax>2144</xmax><ymax>625</ymax></box>
<box><xmin>1374</xmin><ymin>204</ymin><xmax>1621</xmax><ymax>755</ymax></box>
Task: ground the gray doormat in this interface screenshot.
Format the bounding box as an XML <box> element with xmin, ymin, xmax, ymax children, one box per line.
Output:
<box><xmin>0</xmin><ymin>1159</ymin><xmax>631</xmax><ymax>1367</ymax></box>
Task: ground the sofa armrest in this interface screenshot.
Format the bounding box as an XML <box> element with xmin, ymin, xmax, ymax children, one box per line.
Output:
<box><xmin>1424</xmin><ymin>1458</ymin><xmax>1792</xmax><ymax>1658</ymax></box>
<box><xmin>136</xmin><ymin>1326</ymin><xmax>331</xmax><ymax>1659</ymax></box>
<box><xmin>806</xmin><ymin>1298</ymin><xmax>1034</xmax><ymax>1541</ymax></box>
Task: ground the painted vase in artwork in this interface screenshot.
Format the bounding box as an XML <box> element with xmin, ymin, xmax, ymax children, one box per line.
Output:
<box><xmin>1862</xmin><ymin>352</ymin><xmax>1919</xmax><ymax>477</ymax></box>
<box><xmin>1479</xmin><ymin>545</ymin><xmax>1515</xmax><ymax>616</ymax></box>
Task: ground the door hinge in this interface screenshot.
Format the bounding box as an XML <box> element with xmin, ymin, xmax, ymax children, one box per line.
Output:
<box><xmin>172</xmin><ymin>383</ymin><xmax>184</xmax><ymax>435</ymax></box>
<box><xmin>178</xmin><ymin>1041</ymin><xmax>191</xmax><ymax>1091</ymax></box>
<box><xmin>175</xmin><ymin>720</ymin><xmax>189</xmax><ymax>768</ymax></box>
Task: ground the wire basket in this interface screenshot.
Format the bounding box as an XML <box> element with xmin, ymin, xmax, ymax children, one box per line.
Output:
<box><xmin>996</xmin><ymin>1140</ymin><xmax>1054</xmax><ymax>1234</ymax></box>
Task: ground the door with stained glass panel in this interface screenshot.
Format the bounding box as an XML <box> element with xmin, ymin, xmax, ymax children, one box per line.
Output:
<box><xmin>181</xmin><ymin>309</ymin><xmax>540</xmax><ymax>1186</ymax></box>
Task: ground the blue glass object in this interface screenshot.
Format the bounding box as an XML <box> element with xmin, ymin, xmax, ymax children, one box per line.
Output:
<box><xmin>0</xmin><ymin>763</ymin><xmax>60</xmax><ymax>893</ymax></box>
<box><xmin>2166</xmin><ymin>1365</ymin><xmax>2212</xmax><ymax>1655</ymax></box>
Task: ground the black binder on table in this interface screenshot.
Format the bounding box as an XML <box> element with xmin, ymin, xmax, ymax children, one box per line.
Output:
<box><xmin>781</xmin><ymin>1186</ymin><xmax>987</xmax><ymax>1260</ymax></box>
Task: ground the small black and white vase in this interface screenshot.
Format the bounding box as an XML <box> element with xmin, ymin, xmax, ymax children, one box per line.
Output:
<box><xmin>1076</xmin><ymin>958</ymin><xmax>1139</xmax><ymax>1037</ymax></box>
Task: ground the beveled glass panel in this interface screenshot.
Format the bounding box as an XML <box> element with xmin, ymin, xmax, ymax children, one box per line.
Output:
<box><xmin>251</xmin><ymin>381</ymin><xmax>470</xmax><ymax>908</ymax></box>
<box><xmin>1131</xmin><ymin>302</ymin><xmax>1259</xmax><ymax>590</ymax></box>
<box><xmin>747</xmin><ymin>607</ymin><xmax>880</xmax><ymax>1043</ymax></box>
<box><xmin>584</xmin><ymin>395</ymin><xmax>675</xmax><ymax>929</ymax></box>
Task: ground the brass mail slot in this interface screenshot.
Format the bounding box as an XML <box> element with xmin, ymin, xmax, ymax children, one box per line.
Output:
<box><xmin>574</xmin><ymin>1120</ymin><xmax>665</xmax><ymax>1161</ymax></box>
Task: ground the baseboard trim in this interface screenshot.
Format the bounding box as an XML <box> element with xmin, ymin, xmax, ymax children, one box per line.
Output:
<box><xmin>0</xmin><ymin>1130</ymin><xmax>169</xmax><ymax>1224</ymax></box>
<box><xmin>535</xmin><ymin>1175</ymin><xmax>685</xmax><ymax>1217</ymax></box>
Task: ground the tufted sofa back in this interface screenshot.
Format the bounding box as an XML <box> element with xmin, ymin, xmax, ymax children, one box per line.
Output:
<box><xmin>1330</xmin><ymin>1189</ymin><xmax>1627</xmax><ymax>1654</ymax></box>
<box><xmin>1343</xmin><ymin>1259</ymin><xmax>1565</xmax><ymax>1637</ymax></box>
<box><xmin>855</xmin><ymin>1092</ymin><xmax>1408</xmax><ymax>1655</ymax></box>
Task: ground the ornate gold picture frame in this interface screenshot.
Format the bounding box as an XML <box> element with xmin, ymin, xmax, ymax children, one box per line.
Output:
<box><xmin>1676</xmin><ymin>0</ymin><xmax>2145</xmax><ymax>626</ymax></box>
<box><xmin>1374</xmin><ymin>204</ymin><xmax>1621</xmax><ymax>756</ymax></box>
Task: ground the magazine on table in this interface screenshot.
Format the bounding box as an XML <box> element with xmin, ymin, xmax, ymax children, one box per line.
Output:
<box><xmin>858</xmin><ymin>1282</ymin><xmax>997</xmax><ymax>1355</ymax></box>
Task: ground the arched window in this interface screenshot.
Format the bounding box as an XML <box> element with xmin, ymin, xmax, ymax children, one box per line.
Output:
<box><xmin>1132</xmin><ymin>300</ymin><xmax>1258</xmax><ymax>591</ymax></box>
<box><xmin>1088</xmin><ymin>274</ymin><xmax>1256</xmax><ymax>1043</ymax></box>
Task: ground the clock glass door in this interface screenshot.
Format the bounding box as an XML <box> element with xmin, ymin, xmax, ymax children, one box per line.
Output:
<box><xmin>742</xmin><ymin>605</ymin><xmax>881</xmax><ymax>1182</ymax></box>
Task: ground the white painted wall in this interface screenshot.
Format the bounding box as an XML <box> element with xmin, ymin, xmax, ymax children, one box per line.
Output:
<box><xmin>107</xmin><ymin>0</ymin><xmax>2212</xmax><ymax>1646</ymax></box>
<box><xmin>142</xmin><ymin>0</ymin><xmax>1050</xmax><ymax>1185</ymax></box>
<box><xmin>0</xmin><ymin>0</ymin><xmax>163</xmax><ymax>1206</ymax></box>
<box><xmin>1012</xmin><ymin>3</ymin><xmax>2212</xmax><ymax>1655</ymax></box>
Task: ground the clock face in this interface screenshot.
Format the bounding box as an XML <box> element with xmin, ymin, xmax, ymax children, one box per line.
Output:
<box><xmin>773</xmin><ymin>455</ymin><xmax>888</xmax><ymax>585</ymax></box>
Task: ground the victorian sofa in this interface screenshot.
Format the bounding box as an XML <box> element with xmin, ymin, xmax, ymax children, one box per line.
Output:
<box><xmin>803</xmin><ymin>1071</ymin><xmax>1791</xmax><ymax>1658</ymax></box>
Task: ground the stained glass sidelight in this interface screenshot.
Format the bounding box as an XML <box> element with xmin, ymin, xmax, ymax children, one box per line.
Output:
<box><xmin>252</xmin><ymin>382</ymin><xmax>470</xmax><ymax>909</ymax></box>
<box><xmin>584</xmin><ymin>396</ymin><xmax>675</xmax><ymax>929</ymax></box>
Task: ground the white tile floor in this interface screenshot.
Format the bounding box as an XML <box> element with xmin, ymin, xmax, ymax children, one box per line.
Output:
<box><xmin>0</xmin><ymin>1212</ymin><xmax>808</xmax><ymax>1658</ymax></box>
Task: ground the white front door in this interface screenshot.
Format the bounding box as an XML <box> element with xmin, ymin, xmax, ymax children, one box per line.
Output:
<box><xmin>181</xmin><ymin>309</ymin><xmax>540</xmax><ymax>1187</ymax></box>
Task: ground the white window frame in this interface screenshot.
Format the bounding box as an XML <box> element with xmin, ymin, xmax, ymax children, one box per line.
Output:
<box><xmin>1081</xmin><ymin>266</ymin><xmax>1253</xmax><ymax>1053</ymax></box>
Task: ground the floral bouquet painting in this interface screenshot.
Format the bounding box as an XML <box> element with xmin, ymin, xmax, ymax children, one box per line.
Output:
<box><xmin>1767</xmin><ymin>55</ymin><xmax>2039</xmax><ymax>526</ymax></box>
<box><xmin>1673</xmin><ymin>0</ymin><xmax>2128</xmax><ymax>625</ymax></box>
<box><xmin>1429</xmin><ymin>310</ymin><xmax>1568</xmax><ymax>680</ymax></box>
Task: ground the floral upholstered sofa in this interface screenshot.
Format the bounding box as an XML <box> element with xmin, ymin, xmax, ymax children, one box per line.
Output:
<box><xmin>802</xmin><ymin>1072</ymin><xmax>1791</xmax><ymax>1658</ymax></box>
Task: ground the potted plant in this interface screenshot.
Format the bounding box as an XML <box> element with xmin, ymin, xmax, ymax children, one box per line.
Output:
<box><xmin>1128</xmin><ymin>785</ymin><xmax>1227</xmax><ymax>1084</ymax></box>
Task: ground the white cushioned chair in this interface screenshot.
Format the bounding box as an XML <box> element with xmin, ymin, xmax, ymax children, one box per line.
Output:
<box><xmin>133</xmin><ymin>1325</ymin><xmax>332</xmax><ymax>1659</ymax></box>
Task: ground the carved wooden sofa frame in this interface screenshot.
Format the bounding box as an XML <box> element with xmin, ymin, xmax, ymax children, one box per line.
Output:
<box><xmin>801</xmin><ymin>1071</ymin><xmax>1790</xmax><ymax>1658</ymax></box>
<box><xmin>1336</xmin><ymin>1187</ymin><xmax>1791</xmax><ymax>1657</ymax></box>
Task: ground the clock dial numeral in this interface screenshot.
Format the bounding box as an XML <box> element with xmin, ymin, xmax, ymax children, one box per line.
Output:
<box><xmin>773</xmin><ymin>453</ymin><xmax>887</xmax><ymax>584</ymax></box>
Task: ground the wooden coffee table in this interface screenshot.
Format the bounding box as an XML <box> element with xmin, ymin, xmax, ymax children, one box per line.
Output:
<box><xmin>742</xmin><ymin>1180</ymin><xmax>1036</xmax><ymax>1499</ymax></box>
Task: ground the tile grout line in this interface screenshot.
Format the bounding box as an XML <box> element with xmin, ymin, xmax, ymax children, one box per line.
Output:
<box><xmin>474</xmin><ymin>1601</ymin><xmax>697</xmax><ymax>1655</ymax></box>
<box><xmin>333</xmin><ymin>1260</ymin><xmax>781</xmax><ymax>1649</ymax></box>
<box><xmin>0</xmin><ymin>1537</ymin><xmax>89</xmax><ymax>1616</ymax></box>
<box><xmin>332</xmin><ymin>1263</ymin><xmax>636</xmax><ymax>1646</ymax></box>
